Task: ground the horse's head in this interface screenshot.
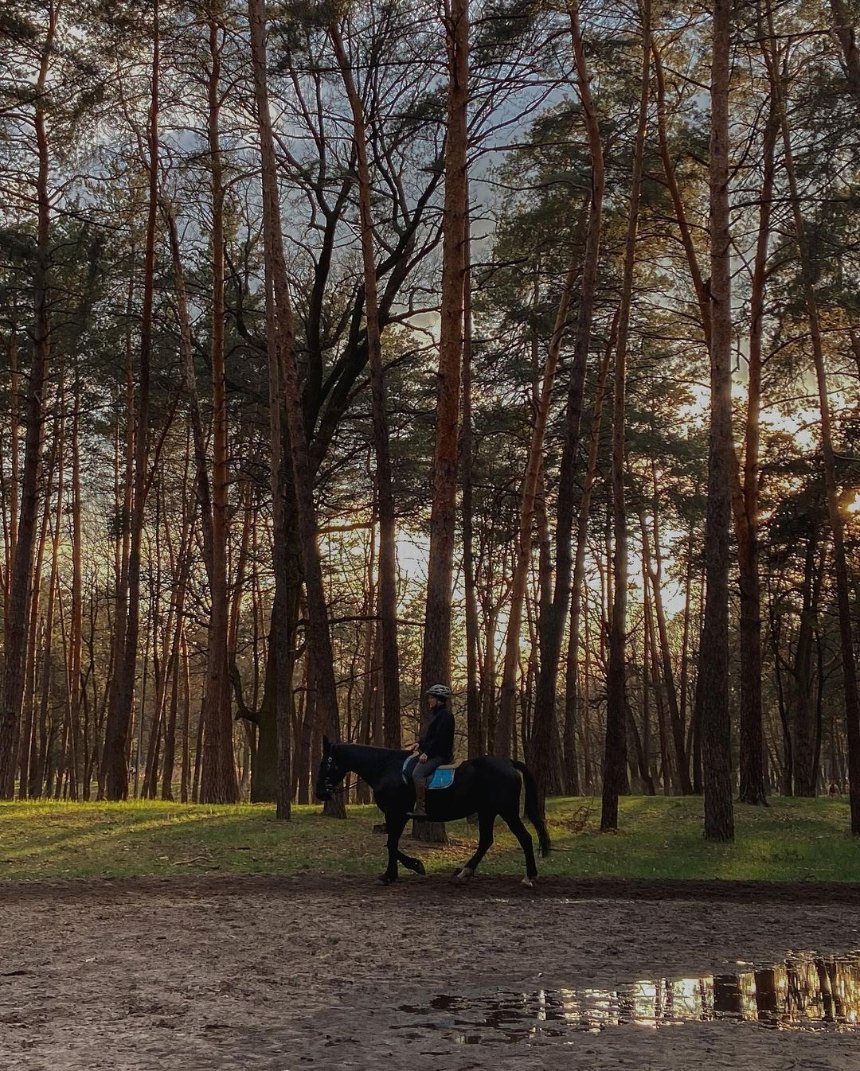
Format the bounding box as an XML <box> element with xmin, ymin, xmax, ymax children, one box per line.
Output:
<box><xmin>315</xmin><ymin>736</ymin><xmax>345</xmax><ymax>801</ymax></box>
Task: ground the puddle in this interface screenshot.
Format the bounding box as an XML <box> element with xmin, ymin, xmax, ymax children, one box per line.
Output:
<box><xmin>396</xmin><ymin>951</ymin><xmax>860</xmax><ymax>1042</ymax></box>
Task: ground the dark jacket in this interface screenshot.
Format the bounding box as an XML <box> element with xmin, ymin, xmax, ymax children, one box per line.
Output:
<box><xmin>419</xmin><ymin>704</ymin><xmax>455</xmax><ymax>762</ymax></box>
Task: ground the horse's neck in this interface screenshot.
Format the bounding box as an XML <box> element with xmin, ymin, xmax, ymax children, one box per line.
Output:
<box><xmin>336</xmin><ymin>744</ymin><xmax>404</xmax><ymax>786</ymax></box>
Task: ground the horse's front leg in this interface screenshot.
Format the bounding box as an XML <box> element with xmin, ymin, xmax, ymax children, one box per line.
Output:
<box><xmin>379</xmin><ymin>812</ymin><xmax>408</xmax><ymax>884</ymax></box>
<box><xmin>396</xmin><ymin>842</ymin><xmax>426</xmax><ymax>876</ymax></box>
<box><xmin>456</xmin><ymin>809</ymin><xmax>495</xmax><ymax>880</ymax></box>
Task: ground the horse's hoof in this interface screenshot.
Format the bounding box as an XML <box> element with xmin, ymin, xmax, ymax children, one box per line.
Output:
<box><xmin>414</xmin><ymin>860</ymin><xmax>426</xmax><ymax>876</ymax></box>
<box><xmin>521</xmin><ymin>877</ymin><xmax>535</xmax><ymax>888</ymax></box>
<box><xmin>456</xmin><ymin>867</ymin><xmax>474</xmax><ymax>881</ymax></box>
<box><xmin>378</xmin><ymin>873</ymin><xmax>396</xmax><ymax>885</ymax></box>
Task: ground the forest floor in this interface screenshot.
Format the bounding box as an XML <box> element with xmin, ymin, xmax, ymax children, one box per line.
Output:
<box><xmin>1</xmin><ymin>868</ymin><xmax>859</xmax><ymax>1070</ymax></box>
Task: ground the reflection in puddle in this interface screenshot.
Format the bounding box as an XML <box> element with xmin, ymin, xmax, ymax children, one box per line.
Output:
<box><xmin>397</xmin><ymin>952</ymin><xmax>860</xmax><ymax>1043</ymax></box>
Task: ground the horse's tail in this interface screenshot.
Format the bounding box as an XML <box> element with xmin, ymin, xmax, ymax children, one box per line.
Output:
<box><xmin>513</xmin><ymin>761</ymin><xmax>551</xmax><ymax>857</ymax></box>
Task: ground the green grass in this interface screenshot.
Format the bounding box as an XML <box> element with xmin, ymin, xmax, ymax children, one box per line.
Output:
<box><xmin>0</xmin><ymin>795</ymin><xmax>858</xmax><ymax>883</ymax></box>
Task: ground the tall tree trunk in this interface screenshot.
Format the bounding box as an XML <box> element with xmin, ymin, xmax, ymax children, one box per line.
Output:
<box><xmin>420</xmin><ymin>0</ymin><xmax>469</xmax><ymax>698</ymax></box>
<box><xmin>647</xmin><ymin>462</ymin><xmax>692</xmax><ymax>793</ymax></box>
<box><xmin>791</xmin><ymin>535</ymin><xmax>820</xmax><ymax>796</ymax></box>
<box><xmin>20</xmin><ymin>427</ymin><xmax>56</xmax><ymax>797</ymax></box>
<box><xmin>100</xmin><ymin>296</ymin><xmax>134</xmax><ymax>799</ymax></box>
<box><xmin>563</xmin><ymin>315</ymin><xmax>616</xmax><ymax>795</ymax></box>
<box><xmin>678</xmin><ymin>517</ymin><xmax>697</xmax><ymax>782</ymax></box>
<box><xmin>657</xmin><ymin>24</ymin><xmax>768</xmax><ymax>809</ymax></box>
<box><xmin>4</xmin><ymin>329</ymin><xmax>21</xmax><ymax>606</ymax></box>
<box><xmin>161</xmin><ymin>611</ymin><xmax>184</xmax><ymax>801</ymax></box>
<box><xmin>42</xmin><ymin>384</ymin><xmax>66</xmax><ymax>797</ymax></box>
<box><xmin>200</xmin><ymin>11</ymin><xmax>238</xmax><ymax>803</ymax></box>
<box><xmin>764</xmin><ymin>3</ymin><xmax>860</xmax><ymax>830</ymax></box>
<box><xmin>67</xmin><ymin>348</ymin><xmax>83</xmax><ymax>798</ymax></box>
<box><xmin>180</xmin><ymin>629</ymin><xmax>191</xmax><ymax>802</ymax></box>
<box><xmin>640</xmin><ymin>510</ymin><xmax>676</xmax><ymax>792</ymax></box>
<box><xmin>100</xmin><ymin>3</ymin><xmax>160</xmax><ymax>800</ymax></box>
<box><xmin>659</xmin><ymin>29</ymin><xmax>753</xmax><ymax>809</ymax></box>
<box><xmin>413</xmin><ymin>0</ymin><xmax>469</xmax><ymax>844</ymax></box>
<box><xmin>700</xmin><ymin>0</ymin><xmax>735</xmax><ymax>841</ymax></box>
<box><xmin>582</xmin><ymin>602</ymin><xmax>594</xmax><ymax>791</ymax></box>
<box><xmin>0</xmin><ymin>5</ymin><xmax>59</xmax><ymax>797</ymax></box>
<box><xmin>601</xmin><ymin>0</ymin><xmax>650</xmax><ymax>831</ymax></box>
<box><xmin>249</xmin><ymin>0</ymin><xmax>343</xmax><ymax>816</ymax></box>
<box><xmin>460</xmin><ymin>204</ymin><xmax>483</xmax><ymax>759</ymax></box>
<box><xmin>24</xmin><ymin>491</ymin><xmax>51</xmax><ymax>797</ymax></box>
<box><xmin>480</xmin><ymin>602</ymin><xmax>498</xmax><ymax>753</ymax></box>
<box><xmin>643</xmin><ymin>568</ymin><xmax>673</xmax><ymax>793</ymax></box>
<box><xmin>735</xmin><ymin>63</ymin><xmax>777</xmax><ymax>805</ymax></box>
<box><xmin>330</xmin><ymin>21</ymin><xmax>402</xmax><ymax>748</ymax></box>
<box><xmin>532</xmin><ymin>0</ymin><xmax>605</xmax><ymax>799</ymax></box>
<box><xmin>497</xmin><ymin>239</ymin><xmax>581</xmax><ymax>760</ymax></box>
<box><xmin>146</xmin><ymin>520</ymin><xmax>191</xmax><ymax>799</ymax></box>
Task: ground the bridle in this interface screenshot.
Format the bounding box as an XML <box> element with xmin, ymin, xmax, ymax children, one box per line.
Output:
<box><xmin>319</xmin><ymin>753</ymin><xmax>345</xmax><ymax>798</ymax></box>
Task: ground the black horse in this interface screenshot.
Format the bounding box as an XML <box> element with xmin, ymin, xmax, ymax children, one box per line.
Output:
<box><xmin>315</xmin><ymin>737</ymin><xmax>551</xmax><ymax>885</ymax></box>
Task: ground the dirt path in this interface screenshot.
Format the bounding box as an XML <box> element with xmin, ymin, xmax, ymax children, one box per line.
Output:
<box><xmin>2</xmin><ymin>874</ymin><xmax>859</xmax><ymax>1070</ymax></box>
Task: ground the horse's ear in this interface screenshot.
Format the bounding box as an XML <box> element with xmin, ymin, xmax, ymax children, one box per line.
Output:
<box><xmin>323</xmin><ymin>735</ymin><xmax>330</xmax><ymax>753</ymax></box>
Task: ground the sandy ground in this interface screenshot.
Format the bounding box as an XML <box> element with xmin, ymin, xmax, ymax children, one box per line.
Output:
<box><xmin>2</xmin><ymin>867</ymin><xmax>860</xmax><ymax>1070</ymax></box>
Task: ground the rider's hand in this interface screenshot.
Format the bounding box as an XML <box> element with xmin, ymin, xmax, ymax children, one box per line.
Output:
<box><xmin>419</xmin><ymin>753</ymin><xmax>428</xmax><ymax>763</ymax></box>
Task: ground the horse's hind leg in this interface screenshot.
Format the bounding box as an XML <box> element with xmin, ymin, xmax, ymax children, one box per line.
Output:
<box><xmin>502</xmin><ymin>810</ymin><xmax>538</xmax><ymax>882</ymax></box>
<box><xmin>457</xmin><ymin>810</ymin><xmax>495</xmax><ymax>880</ymax></box>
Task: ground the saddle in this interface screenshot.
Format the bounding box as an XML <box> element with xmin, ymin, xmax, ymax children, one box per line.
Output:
<box><xmin>401</xmin><ymin>758</ymin><xmax>462</xmax><ymax>790</ymax></box>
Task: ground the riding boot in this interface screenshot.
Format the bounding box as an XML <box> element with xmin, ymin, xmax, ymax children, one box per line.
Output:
<box><xmin>411</xmin><ymin>780</ymin><xmax>427</xmax><ymax>818</ymax></box>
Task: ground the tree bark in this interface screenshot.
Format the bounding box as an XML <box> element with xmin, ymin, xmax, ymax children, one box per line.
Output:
<box><xmin>100</xmin><ymin>3</ymin><xmax>160</xmax><ymax>800</ymax></box>
<box><xmin>42</xmin><ymin>381</ymin><xmax>66</xmax><ymax>797</ymax></box>
<box><xmin>562</xmin><ymin>315</ymin><xmax>616</xmax><ymax>795</ymax></box>
<box><xmin>413</xmin><ymin>0</ymin><xmax>469</xmax><ymax>844</ymax></box>
<box><xmin>700</xmin><ymin>0</ymin><xmax>735</xmax><ymax>841</ymax></box>
<box><xmin>640</xmin><ymin>509</ymin><xmax>676</xmax><ymax>792</ymax></box>
<box><xmin>200</xmin><ymin>10</ymin><xmax>238</xmax><ymax>803</ymax></box>
<box><xmin>496</xmin><ymin>238</ymin><xmax>581</xmax><ymax>760</ymax></box>
<box><xmin>249</xmin><ymin>0</ymin><xmax>344</xmax><ymax>816</ymax></box>
<box><xmin>460</xmin><ymin>203</ymin><xmax>483</xmax><ymax>759</ymax></box>
<box><xmin>764</xmin><ymin>1</ymin><xmax>860</xmax><ymax>830</ymax></box>
<box><xmin>420</xmin><ymin>0</ymin><xmax>469</xmax><ymax>699</ymax></box>
<box><xmin>531</xmin><ymin>0</ymin><xmax>606</xmax><ymax>801</ymax></box>
<box><xmin>330</xmin><ymin>21</ymin><xmax>402</xmax><ymax>749</ymax></box>
<box><xmin>601</xmin><ymin>0</ymin><xmax>650</xmax><ymax>832</ymax></box>
<box><xmin>24</xmin><ymin>481</ymin><xmax>51</xmax><ymax>797</ymax></box>
<box><xmin>734</xmin><ymin>59</ymin><xmax>777</xmax><ymax>805</ymax></box>
<box><xmin>646</xmin><ymin>463</ymin><xmax>692</xmax><ymax>793</ymax></box>
<box><xmin>67</xmin><ymin>345</ymin><xmax>84</xmax><ymax>798</ymax></box>
<box><xmin>791</xmin><ymin>535</ymin><xmax>821</xmax><ymax>795</ymax></box>
<box><xmin>642</xmin><ymin>566</ymin><xmax>672</xmax><ymax>792</ymax></box>
<box><xmin>0</xmin><ymin>4</ymin><xmax>59</xmax><ymax>797</ymax></box>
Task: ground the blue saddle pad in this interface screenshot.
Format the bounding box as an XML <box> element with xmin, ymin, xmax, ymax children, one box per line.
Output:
<box><xmin>427</xmin><ymin>767</ymin><xmax>455</xmax><ymax>790</ymax></box>
<box><xmin>401</xmin><ymin>757</ymin><xmax>456</xmax><ymax>790</ymax></box>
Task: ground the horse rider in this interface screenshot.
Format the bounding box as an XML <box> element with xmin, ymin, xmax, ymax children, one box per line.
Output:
<box><xmin>407</xmin><ymin>684</ymin><xmax>455</xmax><ymax>817</ymax></box>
